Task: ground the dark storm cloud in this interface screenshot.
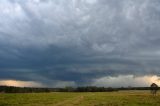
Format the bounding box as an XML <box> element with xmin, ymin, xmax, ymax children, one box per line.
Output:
<box><xmin>0</xmin><ymin>0</ymin><xmax>160</xmax><ymax>87</ymax></box>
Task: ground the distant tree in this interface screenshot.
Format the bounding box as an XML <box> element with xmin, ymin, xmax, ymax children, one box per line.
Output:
<box><xmin>150</xmin><ymin>83</ymin><xmax>158</xmax><ymax>95</ymax></box>
<box><xmin>65</xmin><ymin>86</ymin><xmax>74</xmax><ymax>92</ymax></box>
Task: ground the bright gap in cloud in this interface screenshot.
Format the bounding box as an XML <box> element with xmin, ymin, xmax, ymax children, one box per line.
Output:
<box><xmin>92</xmin><ymin>75</ymin><xmax>160</xmax><ymax>87</ymax></box>
<box><xmin>0</xmin><ymin>80</ymin><xmax>43</xmax><ymax>87</ymax></box>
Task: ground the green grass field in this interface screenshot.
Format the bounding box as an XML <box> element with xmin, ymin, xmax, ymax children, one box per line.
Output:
<box><xmin>0</xmin><ymin>91</ymin><xmax>159</xmax><ymax>106</ymax></box>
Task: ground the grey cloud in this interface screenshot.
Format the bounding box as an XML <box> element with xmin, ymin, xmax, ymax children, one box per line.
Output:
<box><xmin>0</xmin><ymin>0</ymin><xmax>160</xmax><ymax>87</ymax></box>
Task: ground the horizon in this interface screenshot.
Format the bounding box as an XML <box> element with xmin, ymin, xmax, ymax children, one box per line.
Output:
<box><xmin>0</xmin><ymin>0</ymin><xmax>160</xmax><ymax>88</ymax></box>
<box><xmin>0</xmin><ymin>83</ymin><xmax>158</xmax><ymax>88</ymax></box>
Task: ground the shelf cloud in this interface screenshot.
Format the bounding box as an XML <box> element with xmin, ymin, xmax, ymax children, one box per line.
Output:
<box><xmin>0</xmin><ymin>0</ymin><xmax>160</xmax><ymax>87</ymax></box>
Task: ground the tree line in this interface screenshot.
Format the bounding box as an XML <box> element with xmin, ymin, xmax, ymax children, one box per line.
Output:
<box><xmin>0</xmin><ymin>86</ymin><xmax>159</xmax><ymax>93</ymax></box>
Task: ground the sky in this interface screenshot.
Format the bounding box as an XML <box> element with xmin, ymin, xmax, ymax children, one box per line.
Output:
<box><xmin>0</xmin><ymin>0</ymin><xmax>160</xmax><ymax>87</ymax></box>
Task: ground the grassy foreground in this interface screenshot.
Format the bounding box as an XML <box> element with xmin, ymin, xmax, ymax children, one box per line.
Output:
<box><xmin>0</xmin><ymin>91</ymin><xmax>159</xmax><ymax>106</ymax></box>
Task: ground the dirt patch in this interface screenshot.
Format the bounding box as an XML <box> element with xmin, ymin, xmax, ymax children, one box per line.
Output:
<box><xmin>54</xmin><ymin>95</ymin><xmax>84</xmax><ymax>106</ymax></box>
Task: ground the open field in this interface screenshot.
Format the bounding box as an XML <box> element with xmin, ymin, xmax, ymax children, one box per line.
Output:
<box><xmin>0</xmin><ymin>91</ymin><xmax>160</xmax><ymax>106</ymax></box>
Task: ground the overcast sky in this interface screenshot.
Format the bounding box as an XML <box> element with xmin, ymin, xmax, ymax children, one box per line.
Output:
<box><xmin>0</xmin><ymin>0</ymin><xmax>160</xmax><ymax>87</ymax></box>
